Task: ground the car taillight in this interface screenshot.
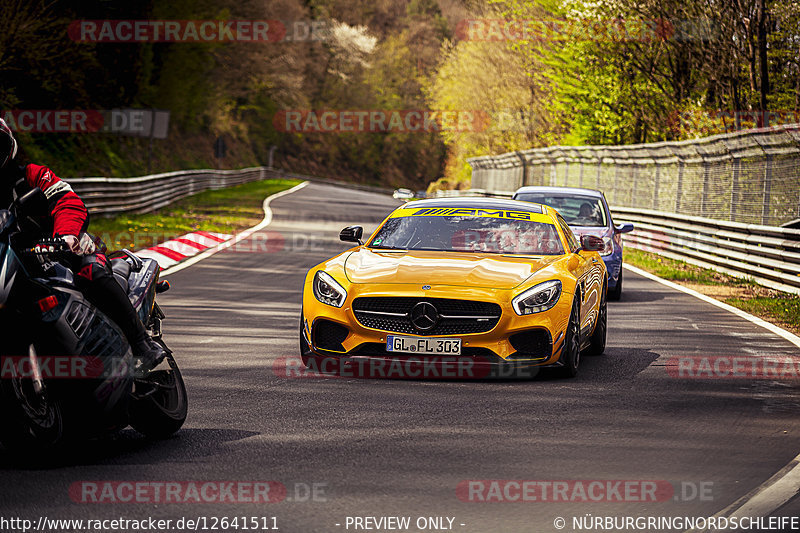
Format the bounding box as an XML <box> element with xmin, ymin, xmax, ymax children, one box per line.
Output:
<box><xmin>38</xmin><ymin>295</ymin><xmax>59</xmax><ymax>313</ymax></box>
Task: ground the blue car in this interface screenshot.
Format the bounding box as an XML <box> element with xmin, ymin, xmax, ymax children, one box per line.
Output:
<box><xmin>512</xmin><ymin>186</ymin><xmax>634</xmax><ymax>300</ymax></box>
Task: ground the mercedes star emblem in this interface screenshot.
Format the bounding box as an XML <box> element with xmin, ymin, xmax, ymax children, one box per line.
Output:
<box><xmin>410</xmin><ymin>301</ymin><xmax>439</xmax><ymax>331</ymax></box>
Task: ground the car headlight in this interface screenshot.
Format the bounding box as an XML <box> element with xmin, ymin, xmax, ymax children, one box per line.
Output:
<box><xmin>313</xmin><ymin>271</ymin><xmax>347</xmax><ymax>307</ymax></box>
<box><xmin>512</xmin><ymin>280</ymin><xmax>562</xmax><ymax>315</ymax></box>
<box><xmin>600</xmin><ymin>236</ymin><xmax>614</xmax><ymax>256</ymax></box>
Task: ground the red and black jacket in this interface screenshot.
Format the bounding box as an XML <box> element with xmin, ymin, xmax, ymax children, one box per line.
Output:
<box><xmin>0</xmin><ymin>163</ymin><xmax>88</xmax><ymax>237</ymax></box>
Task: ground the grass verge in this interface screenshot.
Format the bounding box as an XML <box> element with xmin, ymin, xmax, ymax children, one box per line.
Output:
<box><xmin>624</xmin><ymin>248</ymin><xmax>800</xmax><ymax>335</ymax></box>
<box><xmin>88</xmin><ymin>179</ymin><xmax>301</xmax><ymax>252</ymax></box>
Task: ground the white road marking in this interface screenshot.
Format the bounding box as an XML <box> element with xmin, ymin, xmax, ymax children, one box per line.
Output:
<box><xmin>624</xmin><ymin>264</ymin><xmax>800</xmax><ymax>349</ymax></box>
<box><xmin>160</xmin><ymin>181</ymin><xmax>309</xmax><ymax>277</ymax></box>
<box><xmin>622</xmin><ymin>264</ymin><xmax>800</xmax><ymax>530</ymax></box>
<box><xmin>135</xmin><ymin>249</ymin><xmax>179</xmax><ymax>267</ymax></box>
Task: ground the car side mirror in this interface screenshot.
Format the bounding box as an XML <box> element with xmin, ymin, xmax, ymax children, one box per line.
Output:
<box><xmin>615</xmin><ymin>222</ymin><xmax>634</xmax><ymax>234</ymax></box>
<box><xmin>340</xmin><ymin>225</ymin><xmax>363</xmax><ymax>244</ymax></box>
<box><xmin>580</xmin><ymin>234</ymin><xmax>604</xmax><ymax>252</ymax></box>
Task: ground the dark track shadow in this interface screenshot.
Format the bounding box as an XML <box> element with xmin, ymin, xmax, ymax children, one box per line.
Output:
<box><xmin>609</xmin><ymin>289</ymin><xmax>666</xmax><ymax>304</ymax></box>
<box><xmin>0</xmin><ymin>428</ymin><xmax>259</xmax><ymax>470</ymax></box>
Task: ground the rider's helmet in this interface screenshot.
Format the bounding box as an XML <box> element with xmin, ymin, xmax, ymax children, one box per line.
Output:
<box><xmin>0</xmin><ymin>118</ymin><xmax>18</xmax><ymax>169</ymax></box>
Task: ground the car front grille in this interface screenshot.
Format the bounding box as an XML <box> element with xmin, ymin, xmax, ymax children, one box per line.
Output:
<box><xmin>508</xmin><ymin>329</ymin><xmax>552</xmax><ymax>359</ymax></box>
<box><xmin>352</xmin><ymin>297</ymin><xmax>501</xmax><ymax>336</ymax></box>
<box><xmin>313</xmin><ymin>319</ymin><xmax>349</xmax><ymax>352</ymax></box>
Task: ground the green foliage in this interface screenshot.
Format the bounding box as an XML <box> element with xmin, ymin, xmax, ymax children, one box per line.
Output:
<box><xmin>3</xmin><ymin>0</ymin><xmax>798</xmax><ymax>192</ymax></box>
<box><xmin>424</xmin><ymin>0</ymin><xmax>800</xmax><ymax>186</ymax></box>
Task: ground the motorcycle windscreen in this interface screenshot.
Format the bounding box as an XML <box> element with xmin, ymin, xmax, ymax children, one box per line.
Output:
<box><xmin>127</xmin><ymin>258</ymin><xmax>159</xmax><ymax>323</ymax></box>
<box><xmin>0</xmin><ymin>243</ymin><xmax>27</xmax><ymax>309</ymax></box>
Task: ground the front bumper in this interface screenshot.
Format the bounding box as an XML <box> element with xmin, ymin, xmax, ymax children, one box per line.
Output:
<box><xmin>302</xmin><ymin>282</ymin><xmax>573</xmax><ymax>370</ymax></box>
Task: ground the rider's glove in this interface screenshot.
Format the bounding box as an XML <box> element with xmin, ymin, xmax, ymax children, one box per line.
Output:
<box><xmin>62</xmin><ymin>234</ymin><xmax>97</xmax><ymax>256</ymax></box>
<box><xmin>63</xmin><ymin>234</ymin><xmax>80</xmax><ymax>253</ymax></box>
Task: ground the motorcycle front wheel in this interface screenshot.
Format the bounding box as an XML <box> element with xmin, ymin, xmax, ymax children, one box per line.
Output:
<box><xmin>0</xmin><ymin>348</ymin><xmax>65</xmax><ymax>451</ymax></box>
<box><xmin>129</xmin><ymin>353</ymin><xmax>187</xmax><ymax>439</ymax></box>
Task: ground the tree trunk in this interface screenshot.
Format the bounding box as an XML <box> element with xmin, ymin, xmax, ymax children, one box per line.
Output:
<box><xmin>747</xmin><ymin>38</ymin><xmax>757</xmax><ymax>96</ymax></box>
<box><xmin>756</xmin><ymin>0</ymin><xmax>769</xmax><ymax>126</ymax></box>
<box><xmin>795</xmin><ymin>55</ymin><xmax>800</xmax><ymax>111</ymax></box>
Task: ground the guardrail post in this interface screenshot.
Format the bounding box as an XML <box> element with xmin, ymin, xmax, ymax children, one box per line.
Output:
<box><xmin>676</xmin><ymin>159</ymin><xmax>684</xmax><ymax>211</ymax></box>
<box><xmin>514</xmin><ymin>151</ymin><xmax>527</xmax><ymax>187</ymax></box>
<box><xmin>731</xmin><ymin>157</ymin><xmax>740</xmax><ymax>222</ymax></box>
<box><xmin>652</xmin><ymin>163</ymin><xmax>660</xmax><ymax>209</ymax></box>
<box><xmin>564</xmin><ymin>161</ymin><xmax>570</xmax><ymax>187</ymax></box>
<box><xmin>797</xmin><ymin>183</ymin><xmax>800</xmax><ymax>218</ymax></box>
<box><xmin>701</xmin><ymin>158</ymin><xmax>710</xmax><ymax>218</ymax></box>
<box><xmin>762</xmin><ymin>153</ymin><xmax>773</xmax><ymax>225</ymax></box>
<box><xmin>596</xmin><ymin>162</ymin><xmax>602</xmax><ymax>189</ymax></box>
<box><xmin>550</xmin><ymin>162</ymin><xmax>557</xmax><ymax>186</ymax></box>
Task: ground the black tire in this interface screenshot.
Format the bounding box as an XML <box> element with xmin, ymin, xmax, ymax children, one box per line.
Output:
<box><xmin>0</xmin><ymin>368</ymin><xmax>65</xmax><ymax>451</ymax></box>
<box><xmin>586</xmin><ymin>285</ymin><xmax>607</xmax><ymax>356</ymax></box>
<box><xmin>129</xmin><ymin>354</ymin><xmax>187</xmax><ymax>439</ymax></box>
<box><xmin>556</xmin><ymin>298</ymin><xmax>581</xmax><ymax>378</ymax></box>
<box><xmin>608</xmin><ymin>268</ymin><xmax>622</xmax><ymax>301</ymax></box>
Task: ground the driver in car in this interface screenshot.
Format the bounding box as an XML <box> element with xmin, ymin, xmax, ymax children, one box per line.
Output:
<box><xmin>573</xmin><ymin>202</ymin><xmax>599</xmax><ymax>225</ymax></box>
<box><xmin>0</xmin><ymin>118</ymin><xmax>165</xmax><ymax>368</ymax></box>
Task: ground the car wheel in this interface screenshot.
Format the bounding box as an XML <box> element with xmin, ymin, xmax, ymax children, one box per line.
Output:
<box><xmin>556</xmin><ymin>298</ymin><xmax>581</xmax><ymax>378</ymax></box>
<box><xmin>608</xmin><ymin>268</ymin><xmax>622</xmax><ymax>301</ymax></box>
<box><xmin>586</xmin><ymin>285</ymin><xmax>607</xmax><ymax>356</ymax></box>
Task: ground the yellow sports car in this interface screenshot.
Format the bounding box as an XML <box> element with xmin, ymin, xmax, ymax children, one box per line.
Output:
<box><xmin>300</xmin><ymin>197</ymin><xmax>607</xmax><ymax>378</ymax></box>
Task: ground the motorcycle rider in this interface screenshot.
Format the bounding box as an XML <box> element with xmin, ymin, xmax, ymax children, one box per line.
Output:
<box><xmin>0</xmin><ymin>118</ymin><xmax>165</xmax><ymax>368</ymax></box>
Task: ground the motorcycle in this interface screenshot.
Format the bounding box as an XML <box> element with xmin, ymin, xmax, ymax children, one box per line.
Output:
<box><xmin>0</xmin><ymin>188</ymin><xmax>187</xmax><ymax>450</ymax></box>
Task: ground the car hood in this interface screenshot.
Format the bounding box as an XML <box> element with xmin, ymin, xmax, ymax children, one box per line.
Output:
<box><xmin>343</xmin><ymin>248</ymin><xmax>561</xmax><ymax>289</ymax></box>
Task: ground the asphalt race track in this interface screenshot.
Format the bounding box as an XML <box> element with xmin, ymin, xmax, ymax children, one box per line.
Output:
<box><xmin>2</xmin><ymin>182</ymin><xmax>800</xmax><ymax>532</ymax></box>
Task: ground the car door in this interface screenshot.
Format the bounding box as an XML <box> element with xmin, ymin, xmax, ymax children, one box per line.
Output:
<box><xmin>556</xmin><ymin>215</ymin><xmax>601</xmax><ymax>337</ymax></box>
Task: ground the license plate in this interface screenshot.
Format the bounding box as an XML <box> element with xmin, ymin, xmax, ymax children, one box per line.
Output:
<box><xmin>386</xmin><ymin>335</ymin><xmax>462</xmax><ymax>355</ymax></box>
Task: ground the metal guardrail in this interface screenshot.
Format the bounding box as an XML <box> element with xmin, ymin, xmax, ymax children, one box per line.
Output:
<box><xmin>67</xmin><ymin>164</ymin><xmax>800</xmax><ymax>294</ymax></box>
<box><xmin>468</xmin><ymin>123</ymin><xmax>800</xmax><ymax>227</ymax></box>
<box><xmin>610</xmin><ymin>207</ymin><xmax>800</xmax><ymax>294</ymax></box>
<box><xmin>434</xmin><ymin>189</ymin><xmax>800</xmax><ymax>294</ymax></box>
<box><xmin>69</xmin><ymin>167</ymin><xmax>269</xmax><ymax>215</ymax></box>
<box><xmin>68</xmin><ymin>167</ymin><xmax>394</xmax><ymax>215</ymax></box>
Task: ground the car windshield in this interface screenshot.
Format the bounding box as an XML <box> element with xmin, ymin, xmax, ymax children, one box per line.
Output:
<box><xmin>515</xmin><ymin>194</ymin><xmax>607</xmax><ymax>227</ymax></box>
<box><xmin>368</xmin><ymin>215</ymin><xmax>564</xmax><ymax>255</ymax></box>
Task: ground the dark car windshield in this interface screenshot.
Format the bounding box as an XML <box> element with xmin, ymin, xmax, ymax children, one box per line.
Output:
<box><xmin>515</xmin><ymin>194</ymin><xmax>607</xmax><ymax>227</ymax></box>
<box><xmin>369</xmin><ymin>215</ymin><xmax>564</xmax><ymax>255</ymax></box>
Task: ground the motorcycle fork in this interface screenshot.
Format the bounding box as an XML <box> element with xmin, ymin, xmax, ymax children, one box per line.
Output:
<box><xmin>28</xmin><ymin>344</ymin><xmax>44</xmax><ymax>395</ymax></box>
